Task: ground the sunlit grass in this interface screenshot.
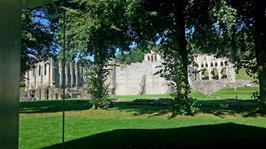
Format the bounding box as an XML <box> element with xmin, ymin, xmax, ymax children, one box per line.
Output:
<box><xmin>115</xmin><ymin>87</ymin><xmax>259</xmax><ymax>101</ymax></box>
<box><xmin>19</xmin><ymin>107</ymin><xmax>266</xmax><ymax>149</ymax></box>
<box><xmin>19</xmin><ymin>87</ymin><xmax>262</xmax><ymax>149</ymax></box>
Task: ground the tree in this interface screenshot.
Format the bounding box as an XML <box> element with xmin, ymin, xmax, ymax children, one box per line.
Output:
<box><xmin>117</xmin><ymin>48</ymin><xmax>145</xmax><ymax>64</ymax></box>
<box><xmin>130</xmin><ymin>0</ymin><xmax>216</xmax><ymax>115</ymax></box>
<box><xmin>254</xmin><ymin>0</ymin><xmax>266</xmax><ymax>111</ymax></box>
<box><xmin>21</xmin><ymin>8</ymin><xmax>56</xmax><ymax>77</ymax></box>
<box><xmin>198</xmin><ymin>0</ymin><xmax>266</xmax><ymax>112</ymax></box>
<box><xmin>64</xmin><ymin>0</ymin><xmax>215</xmax><ymax>114</ymax></box>
<box><xmin>63</xmin><ymin>0</ymin><xmax>136</xmax><ymax>109</ymax></box>
<box><xmin>213</xmin><ymin>0</ymin><xmax>266</xmax><ymax>112</ymax></box>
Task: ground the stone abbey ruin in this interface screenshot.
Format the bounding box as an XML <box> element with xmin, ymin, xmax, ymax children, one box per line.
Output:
<box><xmin>23</xmin><ymin>52</ymin><xmax>251</xmax><ymax>100</ymax></box>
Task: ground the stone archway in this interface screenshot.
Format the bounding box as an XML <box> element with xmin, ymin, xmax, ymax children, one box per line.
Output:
<box><xmin>221</xmin><ymin>67</ymin><xmax>227</xmax><ymax>79</ymax></box>
<box><xmin>225</xmin><ymin>61</ymin><xmax>228</xmax><ymax>66</ymax></box>
<box><xmin>220</xmin><ymin>61</ymin><xmax>224</xmax><ymax>67</ymax></box>
<box><xmin>215</xmin><ymin>62</ymin><xmax>218</xmax><ymax>67</ymax></box>
<box><xmin>211</xmin><ymin>68</ymin><xmax>219</xmax><ymax>80</ymax></box>
<box><xmin>201</xmin><ymin>68</ymin><xmax>209</xmax><ymax>80</ymax></box>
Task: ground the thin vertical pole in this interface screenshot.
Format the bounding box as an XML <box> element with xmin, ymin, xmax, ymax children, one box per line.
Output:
<box><xmin>62</xmin><ymin>10</ymin><xmax>66</xmax><ymax>149</ymax></box>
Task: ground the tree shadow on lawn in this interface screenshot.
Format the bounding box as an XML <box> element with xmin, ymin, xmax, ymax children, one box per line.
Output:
<box><xmin>111</xmin><ymin>98</ymin><xmax>264</xmax><ymax>118</ymax></box>
<box><xmin>43</xmin><ymin>123</ymin><xmax>266</xmax><ymax>149</ymax></box>
<box><xmin>19</xmin><ymin>100</ymin><xmax>92</xmax><ymax>113</ymax></box>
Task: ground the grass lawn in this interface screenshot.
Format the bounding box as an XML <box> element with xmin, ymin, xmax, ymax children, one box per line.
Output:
<box><xmin>115</xmin><ymin>87</ymin><xmax>259</xmax><ymax>101</ymax></box>
<box><xmin>19</xmin><ymin>88</ymin><xmax>266</xmax><ymax>149</ymax></box>
<box><xmin>191</xmin><ymin>87</ymin><xmax>259</xmax><ymax>100</ymax></box>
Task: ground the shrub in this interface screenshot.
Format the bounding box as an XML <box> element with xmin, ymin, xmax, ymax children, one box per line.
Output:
<box><xmin>172</xmin><ymin>97</ymin><xmax>198</xmax><ymax>116</ymax></box>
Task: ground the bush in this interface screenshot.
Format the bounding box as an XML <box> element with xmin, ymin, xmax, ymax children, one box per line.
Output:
<box><xmin>172</xmin><ymin>97</ymin><xmax>198</xmax><ymax>116</ymax></box>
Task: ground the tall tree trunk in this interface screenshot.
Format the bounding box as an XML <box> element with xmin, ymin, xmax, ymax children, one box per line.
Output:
<box><xmin>255</xmin><ymin>1</ymin><xmax>266</xmax><ymax>112</ymax></box>
<box><xmin>174</xmin><ymin>0</ymin><xmax>189</xmax><ymax>100</ymax></box>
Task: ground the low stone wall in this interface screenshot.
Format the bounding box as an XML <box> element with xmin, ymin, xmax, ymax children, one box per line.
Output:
<box><xmin>190</xmin><ymin>80</ymin><xmax>254</xmax><ymax>95</ymax></box>
<box><xmin>21</xmin><ymin>86</ymin><xmax>89</xmax><ymax>101</ymax></box>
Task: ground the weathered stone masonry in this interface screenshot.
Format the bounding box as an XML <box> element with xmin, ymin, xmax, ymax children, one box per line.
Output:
<box><xmin>108</xmin><ymin>53</ymin><xmax>237</xmax><ymax>96</ymax></box>
<box><xmin>23</xmin><ymin>53</ymin><xmax>245</xmax><ymax>100</ymax></box>
<box><xmin>23</xmin><ymin>58</ymin><xmax>87</xmax><ymax>100</ymax></box>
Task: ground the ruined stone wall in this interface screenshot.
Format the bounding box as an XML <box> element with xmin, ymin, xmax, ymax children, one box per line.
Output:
<box><xmin>111</xmin><ymin>61</ymin><xmax>171</xmax><ymax>96</ymax></box>
<box><xmin>23</xmin><ymin>53</ymin><xmax>241</xmax><ymax>100</ymax></box>
<box><xmin>23</xmin><ymin>58</ymin><xmax>86</xmax><ymax>100</ymax></box>
<box><xmin>190</xmin><ymin>80</ymin><xmax>252</xmax><ymax>95</ymax></box>
<box><xmin>111</xmin><ymin>53</ymin><xmax>238</xmax><ymax>96</ymax></box>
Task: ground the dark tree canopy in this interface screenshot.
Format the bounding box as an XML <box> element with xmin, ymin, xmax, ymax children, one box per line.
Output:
<box><xmin>21</xmin><ymin>8</ymin><xmax>57</xmax><ymax>76</ymax></box>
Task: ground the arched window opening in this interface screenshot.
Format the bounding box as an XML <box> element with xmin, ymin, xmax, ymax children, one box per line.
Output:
<box><xmin>201</xmin><ymin>68</ymin><xmax>209</xmax><ymax>80</ymax></box>
<box><xmin>39</xmin><ymin>65</ymin><xmax>41</xmax><ymax>76</ymax></box>
<box><xmin>215</xmin><ymin>62</ymin><xmax>218</xmax><ymax>67</ymax></box>
<box><xmin>220</xmin><ymin>61</ymin><xmax>224</xmax><ymax>67</ymax></box>
<box><xmin>211</xmin><ymin>68</ymin><xmax>219</xmax><ymax>80</ymax></box>
<box><xmin>225</xmin><ymin>61</ymin><xmax>228</xmax><ymax>66</ymax></box>
<box><xmin>221</xmin><ymin>67</ymin><xmax>227</xmax><ymax>79</ymax></box>
<box><xmin>44</xmin><ymin>64</ymin><xmax>47</xmax><ymax>75</ymax></box>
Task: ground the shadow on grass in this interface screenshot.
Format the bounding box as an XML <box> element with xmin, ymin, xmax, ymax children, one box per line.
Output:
<box><xmin>43</xmin><ymin>123</ymin><xmax>266</xmax><ymax>149</ymax></box>
<box><xmin>19</xmin><ymin>98</ymin><xmax>262</xmax><ymax>117</ymax></box>
<box><xmin>111</xmin><ymin>98</ymin><xmax>262</xmax><ymax>117</ymax></box>
<box><xmin>19</xmin><ymin>100</ymin><xmax>92</xmax><ymax>113</ymax></box>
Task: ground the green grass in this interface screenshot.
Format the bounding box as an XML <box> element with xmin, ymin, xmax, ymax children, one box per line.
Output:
<box><xmin>115</xmin><ymin>87</ymin><xmax>259</xmax><ymax>101</ymax></box>
<box><xmin>191</xmin><ymin>87</ymin><xmax>259</xmax><ymax>100</ymax></box>
<box><xmin>114</xmin><ymin>94</ymin><xmax>171</xmax><ymax>101</ymax></box>
<box><xmin>236</xmin><ymin>68</ymin><xmax>256</xmax><ymax>81</ymax></box>
<box><xmin>19</xmin><ymin>87</ymin><xmax>264</xmax><ymax>149</ymax></box>
<box><xmin>19</xmin><ymin>107</ymin><xmax>266</xmax><ymax>149</ymax></box>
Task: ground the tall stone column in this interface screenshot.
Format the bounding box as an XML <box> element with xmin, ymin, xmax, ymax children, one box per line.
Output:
<box><xmin>70</xmin><ymin>62</ymin><xmax>74</xmax><ymax>87</ymax></box>
<box><xmin>218</xmin><ymin>68</ymin><xmax>222</xmax><ymax>79</ymax></box>
<box><xmin>49</xmin><ymin>58</ymin><xmax>55</xmax><ymax>87</ymax></box>
<box><xmin>80</xmin><ymin>66</ymin><xmax>84</xmax><ymax>84</ymax></box>
<box><xmin>59</xmin><ymin>61</ymin><xmax>63</xmax><ymax>87</ymax></box>
<box><xmin>34</xmin><ymin>69</ymin><xmax>37</xmax><ymax>89</ymax></box>
<box><xmin>208</xmin><ymin>69</ymin><xmax>212</xmax><ymax>80</ymax></box>
<box><xmin>198</xmin><ymin>69</ymin><xmax>202</xmax><ymax>80</ymax></box>
<box><xmin>225</xmin><ymin>67</ymin><xmax>229</xmax><ymax>80</ymax></box>
<box><xmin>230</xmin><ymin>68</ymin><xmax>236</xmax><ymax>82</ymax></box>
<box><xmin>65</xmin><ymin>64</ymin><xmax>69</xmax><ymax>87</ymax></box>
<box><xmin>75</xmin><ymin>62</ymin><xmax>79</xmax><ymax>87</ymax></box>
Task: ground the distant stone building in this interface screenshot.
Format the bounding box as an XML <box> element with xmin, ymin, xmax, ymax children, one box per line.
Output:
<box><xmin>23</xmin><ymin>58</ymin><xmax>87</xmax><ymax>100</ymax></box>
<box><xmin>23</xmin><ymin>52</ymin><xmax>240</xmax><ymax>100</ymax></box>
<box><xmin>108</xmin><ymin>52</ymin><xmax>237</xmax><ymax>96</ymax></box>
<box><xmin>188</xmin><ymin>54</ymin><xmax>236</xmax><ymax>94</ymax></box>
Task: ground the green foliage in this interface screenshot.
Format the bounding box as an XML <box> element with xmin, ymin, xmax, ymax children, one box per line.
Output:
<box><xmin>21</xmin><ymin>9</ymin><xmax>56</xmax><ymax>76</ymax></box>
<box><xmin>63</xmin><ymin>0</ymin><xmax>141</xmax><ymax>109</ymax></box>
<box><xmin>171</xmin><ymin>96</ymin><xmax>198</xmax><ymax>116</ymax></box>
<box><xmin>117</xmin><ymin>48</ymin><xmax>145</xmax><ymax>64</ymax></box>
<box><xmin>156</xmin><ymin>44</ymin><xmax>196</xmax><ymax>115</ymax></box>
<box><xmin>86</xmin><ymin>64</ymin><xmax>110</xmax><ymax>109</ymax></box>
